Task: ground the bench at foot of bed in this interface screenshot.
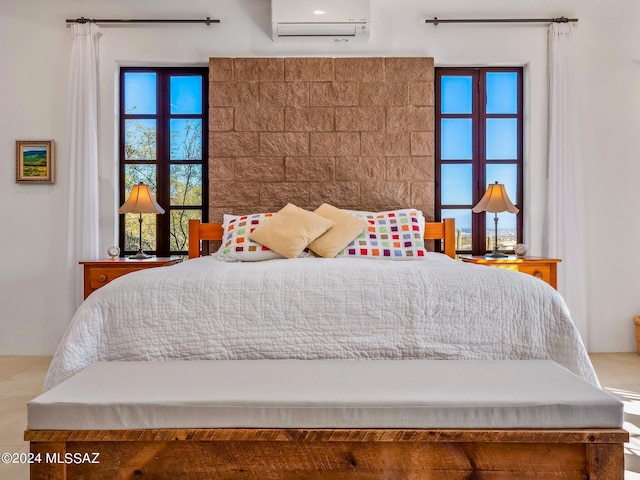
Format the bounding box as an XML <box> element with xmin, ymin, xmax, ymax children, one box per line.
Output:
<box><xmin>26</xmin><ymin>360</ymin><xmax>628</xmax><ymax>479</ymax></box>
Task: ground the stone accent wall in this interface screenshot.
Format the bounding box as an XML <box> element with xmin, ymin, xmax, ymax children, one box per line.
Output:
<box><xmin>208</xmin><ymin>57</ymin><xmax>434</xmax><ymax>222</ymax></box>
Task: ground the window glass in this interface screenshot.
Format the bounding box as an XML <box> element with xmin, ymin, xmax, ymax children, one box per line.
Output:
<box><xmin>170</xmin><ymin>210</ymin><xmax>202</xmax><ymax>251</ymax></box>
<box><xmin>125</xmin><ymin>120</ymin><xmax>156</xmax><ymax>160</ymax></box>
<box><xmin>486</xmin><ymin>72</ymin><xmax>518</xmax><ymax>114</ymax></box>
<box><xmin>170</xmin><ymin>119</ymin><xmax>203</xmax><ymax>160</ymax></box>
<box><xmin>170</xmin><ymin>164</ymin><xmax>202</xmax><ymax>206</ymax></box>
<box><xmin>125</xmin><ymin>213</ymin><xmax>157</xmax><ymax>252</ymax></box>
<box><xmin>441</xmin><ymin>209</ymin><xmax>472</xmax><ymax>251</ymax></box>
<box><xmin>441</xmin><ymin>164</ymin><xmax>472</xmax><ymax>205</ymax></box>
<box><xmin>485</xmin><ymin>211</ymin><xmax>518</xmax><ymax>251</ymax></box>
<box><xmin>170</xmin><ymin>76</ymin><xmax>203</xmax><ymax>114</ymax></box>
<box><xmin>441</xmin><ymin>119</ymin><xmax>472</xmax><ymax>160</ymax></box>
<box><xmin>486</xmin><ymin>118</ymin><xmax>517</xmax><ymax>160</ymax></box>
<box><xmin>124</xmin><ymin>164</ymin><xmax>156</xmax><ymax>193</ymax></box>
<box><xmin>441</xmin><ymin>76</ymin><xmax>472</xmax><ymax>114</ymax></box>
<box><xmin>124</xmin><ymin>72</ymin><xmax>156</xmax><ymax>114</ymax></box>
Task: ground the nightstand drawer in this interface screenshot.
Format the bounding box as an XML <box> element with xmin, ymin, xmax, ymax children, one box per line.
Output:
<box><xmin>459</xmin><ymin>256</ymin><xmax>560</xmax><ymax>290</ymax></box>
<box><xmin>89</xmin><ymin>268</ymin><xmax>133</xmax><ymax>289</ymax></box>
<box><xmin>513</xmin><ymin>264</ymin><xmax>552</xmax><ymax>284</ymax></box>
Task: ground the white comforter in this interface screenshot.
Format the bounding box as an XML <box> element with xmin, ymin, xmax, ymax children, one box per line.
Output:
<box><xmin>45</xmin><ymin>254</ymin><xmax>598</xmax><ymax>390</ymax></box>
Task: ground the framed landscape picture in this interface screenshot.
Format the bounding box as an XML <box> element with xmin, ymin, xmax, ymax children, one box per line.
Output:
<box><xmin>16</xmin><ymin>140</ymin><xmax>55</xmax><ymax>183</ymax></box>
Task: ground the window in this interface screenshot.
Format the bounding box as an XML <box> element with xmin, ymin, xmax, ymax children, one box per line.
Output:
<box><xmin>435</xmin><ymin>67</ymin><xmax>523</xmax><ymax>255</ymax></box>
<box><xmin>119</xmin><ymin>67</ymin><xmax>208</xmax><ymax>257</ymax></box>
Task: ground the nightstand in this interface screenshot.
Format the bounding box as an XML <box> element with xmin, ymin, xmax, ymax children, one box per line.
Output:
<box><xmin>459</xmin><ymin>256</ymin><xmax>561</xmax><ymax>289</ymax></box>
<box><xmin>79</xmin><ymin>257</ymin><xmax>181</xmax><ymax>299</ymax></box>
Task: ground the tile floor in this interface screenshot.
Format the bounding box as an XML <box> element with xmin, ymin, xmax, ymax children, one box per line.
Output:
<box><xmin>0</xmin><ymin>353</ymin><xmax>637</xmax><ymax>479</ymax></box>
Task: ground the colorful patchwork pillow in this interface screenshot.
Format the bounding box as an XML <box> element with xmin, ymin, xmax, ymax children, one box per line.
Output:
<box><xmin>336</xmin><ymin>209</ymin><xmax>427</xmax><ymax>259</ymax></box>
<box><xmin>213</xmin><ymin>212</ymin><xmax>283</xmax><ymax>262</ymax></box>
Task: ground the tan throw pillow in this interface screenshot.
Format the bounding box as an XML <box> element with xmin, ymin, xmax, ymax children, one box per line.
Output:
<box><xmin>308</xmin><ymin>204</ymin><xmax>370</xmax><ymax>258</ymax></box>
<box><xmin>248</xmin><ymin>203</ymin><xmax>334</xmax><ymax>259</ymax></box>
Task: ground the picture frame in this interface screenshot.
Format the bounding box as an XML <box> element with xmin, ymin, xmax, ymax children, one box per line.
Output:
<box><xmin>15</xmin><ymin>140</ymin><xmax>55</xmax><ymax>184</ymax></box>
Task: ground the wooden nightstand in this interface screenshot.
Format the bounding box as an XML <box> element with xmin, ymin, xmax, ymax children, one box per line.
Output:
<box><xmin>79</xmin><ymin>257</ymin><xmax>181</xmax><ymax>299</ymax></box>
<box><xmin>459</xmin><ymin>256</ymin><xmax>561</xmax><ymax>289</ymax></box>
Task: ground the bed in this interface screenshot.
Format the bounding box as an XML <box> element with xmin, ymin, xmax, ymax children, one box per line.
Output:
<box><xmin>30</xmin><ymin>215</ymin><xmax>626</xmax><ymax>479</ymax></box>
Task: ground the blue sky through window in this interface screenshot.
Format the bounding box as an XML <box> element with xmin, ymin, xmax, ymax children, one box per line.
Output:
<box><xmin>170</xmin><ymin>76</ymin><xmax>202</xmax><ymax>114</ymax></box>
<box><xmin>124</xmin><ymin>72</ymin><xmax>156</xmax><ymax>114</ymax></box>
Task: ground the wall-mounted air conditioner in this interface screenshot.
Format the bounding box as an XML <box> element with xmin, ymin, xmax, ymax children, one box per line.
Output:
<box><xmin>272</xmin><ymin>0</ymin><xmax>370</xmax><ymax>42</ymax></box>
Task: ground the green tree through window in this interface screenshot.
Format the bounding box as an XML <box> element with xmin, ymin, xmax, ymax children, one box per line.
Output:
<box><xmin>120</xmin><ymin>68</ymin><xmax>208</xmax><ymax>256</ymax></box>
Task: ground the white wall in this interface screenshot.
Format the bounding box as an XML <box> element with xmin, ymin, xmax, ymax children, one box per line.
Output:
<box><xmin>0</xmin><ymin>0</ymin><xmax>638</xmax><ymax>354</ymax></box>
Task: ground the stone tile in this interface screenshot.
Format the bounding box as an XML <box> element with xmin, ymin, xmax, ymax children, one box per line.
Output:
<box><xmin>310</xmin><ymin>132</ymin><xmax>336</xmax><ymax>156</ymax></box>
<box><xmin>385</xmin><ymin>57</ymin><xmax>434</xmax><ymax>82</ymax></box>
<box><xmin>208</xmin><ymin>157</ymin><xmax>235</xmax><ymax>182</ymax></box>
<box><xmin>359</xmin><ymin>82</ymin><xmax>408</xmax><ymax>106</ymax></box>
<box><xmin>411</xmin><ymin>181</ymin><xmax>435</xmax><ymax>206</ymax></box>
<box><xmin>410</xmin><ymin>81</ymin><xmax>434</xmax><ymax>106</ymax></box>
<box><xmin>260</xmin><ymin>82</ymin><xmax>309</xmax><ymax>106</ymax></box>
<box><xmin>0</xmin><ymin>357</ymin><xmax>49</xmax><ymax>383</ymax></box>
<box><xmin>309</xmin><ymin>82</ymin><xmax>359</xmax><ymax>106</ymax></box>
<box><xmin>410</xmin><ymin>132</ymin><xmax>434</xmax><ymax>156</ymax></box>
<box><xmin>0</xmin><ymin>460</ymin><xmax>28</xmax><ymax>480</ymax></box>
<box><xmin>361</xmin><ymin>132</ymin><xmax>410</xmax><ymax>156</ymax></box>
<box><xmin>386</xmin><ymin>157</ymin><xmax>433</xmax><ymax>181</ymax></box>
<box><xmin>210</xmin><ymin>132</ymin><xmax>259</xmax><ymax>157</ymax></box>
<box><xmin>285</xmin><ymin>107</ymin><xmax>334</xmax><ymax>131</ymax></box>
<box><xmin>360</xmin><ymin>181</ymin><xmax>411</xmax><ymax>206</ymax></box>
<box><xmin>209</xmin><ymin>107</ymin><xmax>234</xmax><ymax>131</ymax></box>
<box><xmin>335</xmin><ymin>107</ymin><xmax>385</xmax><ymax>132</ymax></box>
<box><xmin>386</xmin><ymin>106</ymin><xmax>434</xmax><ymax>132</ymax></box>
<box><xmin>260</xmin><ymin>182</ymin><xmax>309</xmax><ymax>206</ymax></box>
<box><xmin>259</xmin><ymin>133</ymin><xmax>309</xmax><ymax>156</ymax></box>
<box><xmin>234</xmin><ymin>106</ymin><xmax>284</xmax><ymax>132</ymax></box>
<box><xmin>335</xmin><ymin>58</ymin><xmax>384</xmax><ymax>82</ymax></box>
<box><xmin>335</xmin><ymin>157</ymin><xmax>386</xmax><ymax>181</ymax></box>
<box><xmin>285</xmin><ymin>157</ymin><xmax>334</xmax><ymax>181</ymax></box>
<box><xmin>336</xmin><ymin>133</ymin><xmax>361</xmax><ymax>156</ymax></box>
<box><xmin>209</xmin><ymin>58</ymin><xmax>233</xmax><ymax>81</ymax></box>
<box><xmin>234</xmin><ymin>58</ymin><xmax>284</xmax><ymax>82</ymax></box>
<box><xmin>209</xmin><ymin>82</ymin><xmax>259</xmax><ymax>106</ymax></box>
<box><xmin>285</xmin><ymin>58</ymin><xmax>334</xmax><ymax>81</ymax></box>
<box><xmin>235</xmin><ymin>157</ymin><xmax>285</xmax><ymax>182</ymax></box>
<box><xmin>209</xmin><ymin>182</ymin><xmax>260</xmax><ymax>207</ymax></box>
<box><xmin>0</xmin><ymin>365</ymin><xmax>47</xmax><ymax>397</ymax></box>
<box><xmin>309</xmin><ymin>181</ymin><xmax>359</xmax><ymax>207</ymax></box>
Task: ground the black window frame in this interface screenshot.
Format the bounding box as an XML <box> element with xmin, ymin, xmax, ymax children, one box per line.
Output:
<box><xmin>435</xmin><ymin>67</ymin><xmax>524</xmax><ymax>255</ymax></box>
<box><xmin>118</xmin><ymin>66</ymin><xmax>209</xmax><ymax>257</ymax></box>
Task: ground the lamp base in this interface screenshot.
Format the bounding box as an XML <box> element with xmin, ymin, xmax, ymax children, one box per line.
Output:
<box><xmin>129</xmin><ymin>251</ymin><xmax>152</xmax><ymax>260</ymax></box>
<box><xmin>485</xmin><ymin>251</ymin><xmax>508</xmax><ymax>258</ymax></box>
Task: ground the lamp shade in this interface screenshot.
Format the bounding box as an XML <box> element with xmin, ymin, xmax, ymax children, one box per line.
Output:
<box><xmin>472</xmin><ymin>182</ymin><xmax>519</xmax><ymax>214</ymax></box>
<box><xmin>118</xmin><ymin>182</ymin><xmax>165</xmax><ymax>214</ymax></box>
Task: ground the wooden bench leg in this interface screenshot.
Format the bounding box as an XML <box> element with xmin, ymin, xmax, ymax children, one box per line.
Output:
<box><xmin>586</xmin><ymin>443</ymin><xmax>625</xmax><ymax>480</ymax></box>
<box><xmin>30</xmin><ymin>442</ymin><xmax>66</xmax><ymax>480</ymax></box>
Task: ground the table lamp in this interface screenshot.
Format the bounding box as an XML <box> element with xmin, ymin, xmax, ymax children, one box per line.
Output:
<box><xmin>472</xmin><ymin>181</ymin><xmax>519</xmax><ymax>258</ymax></box>
<box><xmin>118</xmin><ymin>182</ymin><xmax>165</xmax><ymax>259</ymax></box>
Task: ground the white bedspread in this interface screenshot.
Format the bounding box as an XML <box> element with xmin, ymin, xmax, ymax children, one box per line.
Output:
<box><xmin>45</xmin><ymin>254</ymin><xmax>598</xmax><ymax>390</ymax></box>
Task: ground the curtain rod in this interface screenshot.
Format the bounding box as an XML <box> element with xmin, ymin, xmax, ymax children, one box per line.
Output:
<box><xmin>65</xmin><ymin>17</ymin><xmax>220</xmax><ymax>25</ymax></box>
<box><xmin>426</xmin><ymin>16</ymin><xmax>578</xmax><ymax>26</ymax></box>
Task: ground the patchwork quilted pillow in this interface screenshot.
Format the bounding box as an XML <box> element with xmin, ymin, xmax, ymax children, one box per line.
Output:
<box><xmin>336</xmin><ymin>209</ymin><xmax>427</xmax><ymax>259</ymax></box>
<box><xmin>213</xmin><ymin>213</ymin><xmax>283</xmax><ymax>262</ymax></box>
<box><xmin>309</xmin><ymin>203</ymin><xmax>369</xmax><ymax>258</ymax></box>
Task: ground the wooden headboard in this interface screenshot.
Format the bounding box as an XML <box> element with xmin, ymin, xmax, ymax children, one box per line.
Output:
<box><xmin>188</xmin><ymin>218</ymin><xmax>455</xmax><ymax>259</ymax></box>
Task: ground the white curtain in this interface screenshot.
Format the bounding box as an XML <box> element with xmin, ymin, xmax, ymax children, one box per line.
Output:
<box><xmin>545</xmin><ymin>23</ymin><xmax>589</xmax><ymax>346</ymax></box>
<box><xmin>67</xmin><ymin>23</ymin><xmax>101</xmax><ymax>308</ymax></box>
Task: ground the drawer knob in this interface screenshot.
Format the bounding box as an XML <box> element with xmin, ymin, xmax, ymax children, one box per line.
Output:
<box><xmin>534</xmin><ymin>271</ymin><xmax>543</xmax><ymax>279</ymax></box>
<box><xmin>98</xmin><ymin>274</ymin><xmax>107</xmax><ymax>283</ymax></box>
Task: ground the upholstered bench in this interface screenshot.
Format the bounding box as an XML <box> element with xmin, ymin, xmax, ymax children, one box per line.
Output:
<box><xmin>26</xmin><ymin>359</ymin><xmax>628</xmax><ymax>479</ymax></box>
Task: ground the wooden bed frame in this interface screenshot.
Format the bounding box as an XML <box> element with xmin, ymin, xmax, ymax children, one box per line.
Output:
<box><xmin>188</xmin><ymin>217</ymin><xmax>457</xmax><ymax>259</ymax></box>
<box><xmin>26</xmin><ymin>218</ymin><xmax>627</xmax><ymax>479</ymax></box>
